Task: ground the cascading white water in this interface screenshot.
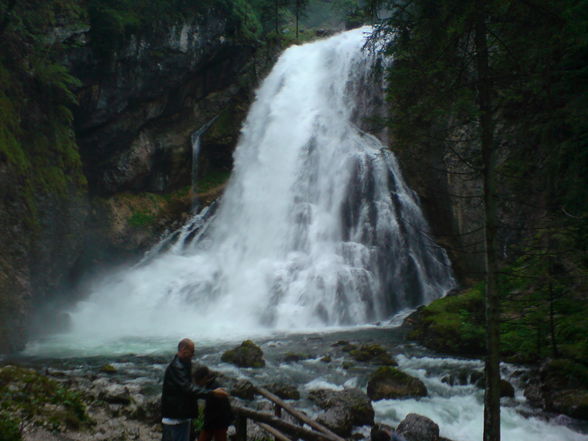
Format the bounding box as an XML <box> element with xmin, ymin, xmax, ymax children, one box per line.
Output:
<box><xmin>67</xmin><ymin>26</ymin><xmax>454</xmax><ymax>340</ymax></box>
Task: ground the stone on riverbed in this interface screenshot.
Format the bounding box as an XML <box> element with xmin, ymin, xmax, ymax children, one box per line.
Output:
<box><xmin>396</xmin><ymin>413</ymin><xmax>440</xmax><ymax>441</ymax></box>
<box><xmin>308</xmin><ymin>388</ymin><xmax>374</xmax><ymax>436</ymax></box>
<box><xmin>367</xmin><ymin>367</ymin><xmax>428</xmax><ymax>400</ymax></box>
<box><xmin>263</xmin><ymin>382</ymin><xmax>300</xmax><ymax>400</ymax></box>
<box><xmin>349</xmin><ymin>344</ymin><xmax>398</xmax><ymax>366</ymax></box>
<box><xmin>221</xmin><ymin>340</ymin><xmax>266</xmax><ymax>368</ymax></box>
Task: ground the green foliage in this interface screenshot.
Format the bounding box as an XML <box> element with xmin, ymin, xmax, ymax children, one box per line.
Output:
<box><xmin>0</xmin><ymin>0</ymin><xmax>87</xmax><ymax>234</ymax></box>
<box><xmin>128</xmin><ymin>210</ymin><xmax>155</xmax><ymax>228</ymax></box>
<box><xmin>192</xmin><ymin>413</ymin><xmax>204</xmax><ymax>432</ymax></box>
<box><xmin>222</xmin><ymin>0</ymin><xmax>262</xmax><ymax>40</ymax></box>
<box><xmin>547</xmin><ymin>359</ymin><xmax>588</xmax><ymax>389</ymax></box>
<box><xmin>88</xmin><ymin>0</ymin><xmax>263</xmax><ymax>58</ymax></box>
<box><xmin>0</xmin><ymin>411</ymin><xmax>21</xmax><ymax>441</ymax></box>
<box><xmin>0</xmin><ymin>366</ymin><xmax>90</xmax><ymax>432</ymax></box>
<box><xmin>195</xmin><ymin>169</ymin><xmax>232</xmax><ymax>193</ymax></box>
<box><xmin>414</xmin><ymin>285</ymin><xmax>486</xmax><ymax>355</ymax></box>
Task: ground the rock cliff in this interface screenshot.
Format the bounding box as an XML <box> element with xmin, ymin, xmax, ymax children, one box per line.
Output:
<box><xmin>0</xmin><ymin>1</ymin><xmax>261</xmax><ymax>352</ymax></box>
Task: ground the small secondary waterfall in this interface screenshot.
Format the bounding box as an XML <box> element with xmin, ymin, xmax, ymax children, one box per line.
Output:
<box><xmin>68</xmin><ymin>27</ymin><xmax>454</xmax><ymax>340</ymax></box>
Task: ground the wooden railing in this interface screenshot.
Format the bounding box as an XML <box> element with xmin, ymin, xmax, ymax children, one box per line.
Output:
<box><xmin>232</xmin><ymin>386</ymin><xmax>346</xmax><ymax>441</ymax></box>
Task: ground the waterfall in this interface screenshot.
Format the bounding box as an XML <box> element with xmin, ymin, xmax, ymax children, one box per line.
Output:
<box><xmin>68</xmin><ymin>27</ymin><xmax>455</xmax><ymax>340</ymax></box>
<box><xmin>191</xmin><ymin>115</ymin><xmax>219</xmax><ymax>209</ymax></box>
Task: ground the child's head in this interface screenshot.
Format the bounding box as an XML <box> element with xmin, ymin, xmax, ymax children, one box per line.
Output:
<box><xmin>193</xmin><ymin>365</ymin><xmax>214</xmax><ymax>386</ymax></box>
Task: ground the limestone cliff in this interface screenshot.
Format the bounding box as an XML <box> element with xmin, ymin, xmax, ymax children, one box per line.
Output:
<box><xmin>0</xmin><ymin>0</ymin><xmax>262</xmax><ymax>352</ymax></box>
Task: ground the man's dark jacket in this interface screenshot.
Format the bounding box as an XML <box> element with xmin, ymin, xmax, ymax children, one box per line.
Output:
<box><xmin>161</xmin><ymin>355</ymin><xmax>211</xmax><ymax>419</ymax></box>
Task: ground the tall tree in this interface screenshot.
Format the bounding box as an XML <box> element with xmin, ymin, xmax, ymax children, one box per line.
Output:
<box><xmin>373</xmin><ymin>0</ymin><xmax>588</xmax><ymax>439</ymax></box>
<box><xmin>293</xmin><ymin>0</ymin><xmax>308</xmax><ymax>41</ymax></box>
<box><xmin>472</xmin><ymin>2</ymin><xmax>500</xmax><ymax>438</ymax></box>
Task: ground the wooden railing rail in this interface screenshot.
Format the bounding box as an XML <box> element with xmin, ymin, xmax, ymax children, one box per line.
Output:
<box><xmin>231</xmin><ymin>385</ymin><xmax>346</xmax><ymax>441</ymax></box>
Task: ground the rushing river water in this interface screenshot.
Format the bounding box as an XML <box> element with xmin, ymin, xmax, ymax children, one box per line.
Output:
<box><xmin>10</xmin><ymin>27</ymin><xmax>588</xmax><ymax>441</ymax></box>
<box><xmin>13</xmin><ymin>325</ymin><xmax>588</xmax><ymax>441</ymax></box>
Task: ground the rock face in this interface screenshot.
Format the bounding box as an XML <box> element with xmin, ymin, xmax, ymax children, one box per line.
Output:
<box><xmin>367</xmin><ymin>367</ymin><xmax>428</xmax><ymax>401</ymax></box>
<box><xmin>67</xmin><ymin>16</ymin><xmax>254</xmax><ymax>196</ymax></box>
<box><xmin>308</xmin><ymin>388</ymin><xmax>375</xmax><ymax>436</ymax></box>
<box><xmin>0</xmin><ymin>4</ymin><xmax>260</xmax><ymax>353</ymax></box>
<box><xmin>221</xmin><ymin>340</ymin><xmax>266</xmax><ymax>368</ymax></box>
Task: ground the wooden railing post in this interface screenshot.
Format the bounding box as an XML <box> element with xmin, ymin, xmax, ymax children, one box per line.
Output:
<box><xmin>235</xmin><ymin>414</ymin><xmax>247</xmax><ymax>441</ymax></box>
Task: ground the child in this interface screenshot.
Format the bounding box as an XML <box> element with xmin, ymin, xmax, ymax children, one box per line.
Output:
<box><xmin>193</xmin><ymin>366</ymin><xmax>234</xmax><ymax>441</ymax></box>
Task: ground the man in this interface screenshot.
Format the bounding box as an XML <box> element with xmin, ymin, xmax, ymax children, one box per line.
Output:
<box><xmin>161</xmin><ymin>338</ymin><xmax>229</xmax><ymax>441</ymax></box>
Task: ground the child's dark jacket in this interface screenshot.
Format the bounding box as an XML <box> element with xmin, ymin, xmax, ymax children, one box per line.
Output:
<box><xmin>203</xmin><ymin>379</ymin><xmax>234</xmax><ymax>430</ymax></box>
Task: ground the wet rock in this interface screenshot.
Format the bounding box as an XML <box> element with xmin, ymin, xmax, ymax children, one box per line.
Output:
<box><xmin>230</xmin><ymin>379</ymin><xmax>256</xmax><ymax>400</ymax></box>
<box><xmin>100</xmin><ymin>364</ymin><xmax>117</xmax><ymax>374</ymax></box>
<box><xmin>342</xmin><ymin>343</ymin><xmax>358</xmax><ymax>352</ymax></box>
<box><xmin>523</xmin><ymin>359</ymin><xmax>588</xmax><ymax>420</ymax></box>
<box><xmin>440</xmin><ymin>369</ymin><xmax>483</xmax><ymax>386</ymax></box>
<box><xmin>367</xmin><ymin>367</ymin><xmax>428</xmax><ymax>400</ymax></box>
<box><xmin>370</xmin><ymin>423</ymin><xmax>399</xmax><ymax>441</ymax></box>
<box><xmin>263</xmin><ymin>383</ymin><xmax>300</xmax><ymax>400</ymax></box>
<box><xmin>309</xmin><ymin>388</ymin><xmax>374</xmax><ymax>436</ymax></box>
<box><xmin>317</xmin><ymin>406</ymin><xmax>354</xmax><ymax>436</ymax></box>
<box><xmin>91</xmin><ymin>378</ymin><xmax>141</xmax><ymax>405</ymax></box>
<box><xmin>401</xmin><ymin>289</ymin><xmax>485</xmax><ymax>358</ymax></box>
<box><xmin>500</xmin><ymin>379</ymin><xmax>515</xmax><ymax>398</ymax></box>
<box><xmin>396</xmin><ymin>413</ymin><xmax>439</xmax><ymax>441</ymax></box>
<box><xmin>283</xmin><ymin>352</ymin><xmax>310</xmax><ymax>362</ymax></box>
<box><xmin>350</xmin><ymin>344</ymin><xmax>397</xmax><ymax>366</ymax></box>
<box><xmin>321</xmin><ymin>355</ymin><xmax>332</xmax><ymax>363</ymax></box>
<box><xmin>221</xmin><ymin>340</ymin><xmax>265</xmax><ymax>368</ymax></box>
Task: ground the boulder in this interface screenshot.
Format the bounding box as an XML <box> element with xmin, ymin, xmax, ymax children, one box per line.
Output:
<box><xmin>283</xmin><ymin>352</ymin><xmax>310</xmax><ymax>362</ymax></box>
<box><xmin>396</xmin><ymin>413</ymin><xmax>439</xmax><ymax>441</ymax></box>
<box><xmin>367</xmin><ymin>367</ymin><xmax>428</xmax><ymax>400</ymax></box>
<box><xmin>499</xmin><ymin>379</ymin><xmax>515</xmax><ymax>398</ymax></box>
<box><xmin>91</xmin><ymin>378</ymin><xmax>136</xmax><ymax>405</ymax></box>
<box><xmin>440</xmin><ymin>369</ymin><xmax>483</xmax><ymax>386</ymax></box>
<box><xmin>263</xmin><ymin>383</ymin><xmax>300</xmax><ymax>400</ymax></box>
<box><xmin>550</xmin><ymin>390</ymin><xmax>588</xmax><ymax>420</ymax></box>
<box><xmin>370</xmin><ymin>423</ymin><xmax>394</xmax><ymax>441</ymax></box>
<box><xmin>350</xmin><ymin>344</ymin><xmax>398</xmax><ymax>366</ymax></box>
<box><xmin>309</xmin><ymin>388</ymin><xmax>374</xmax><ymax>436</ymax></box>
<box><xmin>523</xmin><ymin>359</ymin><xmax>588</xmax><ymax>420</ymax></box>
<box><xmin>230</xmin><ymin>379</ymin><xmax>257</xmax><ymax>400</ymax></box>
<box><xmin>221</xmin><ymin>340</ymin><xmax>265</xmax><ymax>368</ymax></box>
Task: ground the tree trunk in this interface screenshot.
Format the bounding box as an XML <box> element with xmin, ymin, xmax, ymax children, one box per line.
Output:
<box><xmin>295</xmin><ymin>0</ymin><xmax>300</xmax><ymax>41</ymax></box>
<box><xmin>474</xmin><ymin>2</ymin><xmax>501</xmax><ymax>441</ymax></box>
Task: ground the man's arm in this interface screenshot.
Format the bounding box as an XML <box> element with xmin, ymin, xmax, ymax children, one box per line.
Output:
<box><xmin>168</xmin><ymin>361</ymin><xmax>229</xmax><ymax>398</ymax></box>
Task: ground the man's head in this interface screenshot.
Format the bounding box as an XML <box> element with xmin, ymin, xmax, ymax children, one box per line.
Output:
<box><xmin>177</xmin><ymin>338</ymin><xmax>195</xmax><ymax>361</ymax></box>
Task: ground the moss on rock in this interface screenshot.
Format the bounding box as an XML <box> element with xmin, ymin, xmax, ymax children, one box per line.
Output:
<box><xmin>221</xmin><ymin>340</ymin><xmax>265</xmax><ymax>368</ymax></box>
<box><xmin>404</xmin><ymin>286</ymin><xmax>486</xmax><ymax>356</ymax></box>
<box><xmin>366</xmin><ymin>366</ymin><xmax>428</xmax><ymax>401</ymax></box>
<box><xmin>350</xmin><ymin>344</ymin><xmax>397</xmax><ymax>366</ymax></box>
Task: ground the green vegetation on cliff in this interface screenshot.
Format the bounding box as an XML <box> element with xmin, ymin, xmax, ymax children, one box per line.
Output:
<box><xmin>407</xmin><ymin>278</ymin><xmax>588</xmax><ymax>365</ymax></box>
<box><xmin>88</xmin><ymin>0</ymin><xmax>262</xmax><ymax>57</ymax></box>
<box><xmin>1</xmin><ymin>0</ymin><xmax>86</xmax><ymax>223</ymax></box>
